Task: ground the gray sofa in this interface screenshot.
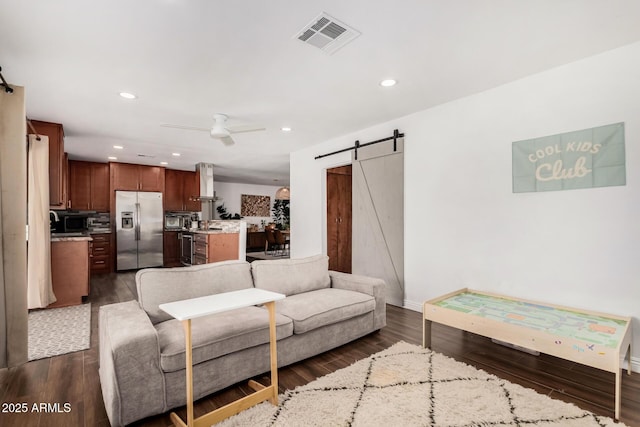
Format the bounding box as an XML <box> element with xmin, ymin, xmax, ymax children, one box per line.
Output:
<box><xmin>99</xmin><ymin>255</ymin><xmax>386</xmax><ymax>426</ymax></box>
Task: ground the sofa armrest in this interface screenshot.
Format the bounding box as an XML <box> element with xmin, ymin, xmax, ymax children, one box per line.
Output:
<box><xmin>99</xmin><ymin>300</ymin><xmax>165</xmax><ymax>427</ymax></box>
<box><xmin>329</xmin><ymin>270</ymin><xmax>386</xmax><ymax>330</ymax></box>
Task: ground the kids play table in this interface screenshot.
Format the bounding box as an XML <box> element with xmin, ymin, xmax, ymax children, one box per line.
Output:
<box><xmin>422</xmin><ymin>288</ymin><xmax>632</xmax><ymax>420</ymax></box>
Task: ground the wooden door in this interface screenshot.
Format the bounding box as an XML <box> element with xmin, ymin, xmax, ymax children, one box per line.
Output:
<box><xmin>164</xmin><ymin>169</ymin><xmax>183</xmax><ymax>211</ymax></box>
<box><xmin>326</xmin><ymin>165</ymin><xmax>352</xmax><ymax>273</ymax></box>
<box><xmin>352</xmin><ymin>138</ymin><xmax>404</xmax><ymax>306</ymax></box>
<box><xmin>90</xmin><ymin>163</ymin><xmax>109</xmax><ymax>211</ymax></box>
<box><xmin>69</xmin><ymin>160</ymin><xmax>91</xmax><ymax>210</ymax></box>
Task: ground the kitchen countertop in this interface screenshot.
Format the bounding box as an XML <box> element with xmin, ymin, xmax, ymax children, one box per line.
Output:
<box><xmin>191</xmin><ymin>229</ymin><xmax>237</xmax><ymax>234</ymax></box>
<box><xmin>51</xmin><ymin>235</ymin><xmax>93</xmax><ymax>242</ymax></box>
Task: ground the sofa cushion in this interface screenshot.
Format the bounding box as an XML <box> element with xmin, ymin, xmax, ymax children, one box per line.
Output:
<box><xmin>156</xmin><ymin>306</ymin><xmax>294</xmax><ymax>373</ymax></box>
<box><xmin>251</xmin><ymin>255</ymin><xmax>330</xmax><ymax>296</ymax></box>
<box><xmin>136</xmin><ymin>261</ymin><xmax>254</xmax><ymax>324</ymax></box>
<box><xmin>274</xmin><ymin>288</ymin><xmax>375</xmax><ymax>334</ymax></box>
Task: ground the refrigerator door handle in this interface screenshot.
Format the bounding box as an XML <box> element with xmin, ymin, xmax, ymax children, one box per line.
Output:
<box><xmin>135</xmin><ymin>202</ymin><xmax>141</xmax><ymax>241</ymax></box>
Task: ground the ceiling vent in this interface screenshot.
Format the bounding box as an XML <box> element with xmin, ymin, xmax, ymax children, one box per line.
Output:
<box><xmin>294</xmin><ymin>12</ymin><xmax>360</xmax><ymax>55</ymax></box>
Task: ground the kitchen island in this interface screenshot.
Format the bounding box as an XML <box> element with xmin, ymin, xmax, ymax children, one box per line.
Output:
<box><xmin>49</xmin><ymin>234</ymin><xmax>91</xmax><ymax>308</ymax></box>
<box><xmin>188</xmin><ymin>220</ymin><xmax>247</xmax><ymax>265</ymax></box>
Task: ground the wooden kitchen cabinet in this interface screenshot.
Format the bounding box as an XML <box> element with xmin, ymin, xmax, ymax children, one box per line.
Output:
<box><xmin>90</xmin><ymin>233</ymin><xmax>112</xmax><ymax>274</ymax></box>
<box><xmin>192</xmin><ymin>233</ymin><xmax>239</xmax><ymax>264</ymax></box>
<box><xmin>111</xmin><ymin>162</ymin><xmax>165</xmax><ymax>192</ymax></box>
<box><xmin>165</xmin><ymin>169</ymin><xmax>200</xmax><ymax>211</ymax></box>
<box><xmin>163</xmin><ymin>231</ymin><xmax>181</xmax><ymax>267</ymax></box>
<box><xmin>246</xmin><ymin>231</ymin><xmax>267</xmax><ymax>251</ymax></box>
<box><xmin>30</xmin><ymin>120</ymin><xmax>67</xmax><ymax>209</ymax></box>
<box><xmin>49</xmin><ymin>239</ymin><xmax>90</xmax><ymax>308</ymax></box>
<box><xmin>69</xmin><ymin>161</ymin><xmax>109</xmax><ymax>211</ymax></box>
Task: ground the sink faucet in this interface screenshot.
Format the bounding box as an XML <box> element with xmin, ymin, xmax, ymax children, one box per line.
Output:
<box><xmin>49</xmin><ymin>210</ymin><xmax>59</xmax><ymax>231</ymax></box>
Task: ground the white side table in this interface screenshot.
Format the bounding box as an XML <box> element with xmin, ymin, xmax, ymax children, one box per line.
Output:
<box><xmin>160</xmin><ymin>288</ymin><xmax>286</xmax><ymax>427</ymax></box>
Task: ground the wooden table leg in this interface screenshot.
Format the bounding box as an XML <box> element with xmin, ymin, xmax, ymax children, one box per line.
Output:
<box><xmin>265</xmin><ymin>301</ymin><xmax>278</xmax><ymax>405</ymax></box>
<box><xmin>423</xmin><ymin>318</ymin><xmax>432</xmax><ymax>349</ymax></box>
<box><xmin>183</xmin><ymin>319</ymin><xmax>194</xmax><ymax>427</ymax></box>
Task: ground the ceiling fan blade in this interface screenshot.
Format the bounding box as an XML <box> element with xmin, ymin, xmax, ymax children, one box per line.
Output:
<box><xmin>160</xmin><ymin>123</ymin><xmax>210</xmax><ymax>132</ymax></box>
<box><xmin>220</xmin><ymin>135</ymin><xmax>235</xmax><ymax>146</ymax></box>
<box><xmin>228</xmin><ymin>125</ymin><xmax>266</xmax><ymax>134</ymax></box>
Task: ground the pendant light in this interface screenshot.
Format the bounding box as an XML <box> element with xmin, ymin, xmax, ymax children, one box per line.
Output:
<box><xmin>275</xmin><ymin>186</ymin><xmax>290</xmax><ymax>200</ymax></box>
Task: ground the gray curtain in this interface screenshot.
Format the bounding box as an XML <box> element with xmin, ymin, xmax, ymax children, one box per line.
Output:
<box><xmin>0</xmin><ymin>85</ymin><xmax>28</xmax><ymax>368</ymax></box>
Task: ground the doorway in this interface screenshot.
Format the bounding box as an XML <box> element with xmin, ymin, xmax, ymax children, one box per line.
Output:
<box><xmin>326</xmin><ymin>165</ymin><xmax>352</xmax><ymax>273</ymax></box>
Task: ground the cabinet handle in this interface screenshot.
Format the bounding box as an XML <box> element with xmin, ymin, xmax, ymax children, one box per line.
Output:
<box><xmin>95</xmin><ymin>260</ymin><xmax>105</xmax><ymax>265</ymax></box>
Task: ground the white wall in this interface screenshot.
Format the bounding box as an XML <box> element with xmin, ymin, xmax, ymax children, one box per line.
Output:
<box><xmin>291</xmin><ymin>41</ymin><xmax>640</xmax><ymax>368</ymax></box>
<box><xmin>214</xmin><ymin>182</ymin><xmax>282</xmax><ymax>226</ymax></box>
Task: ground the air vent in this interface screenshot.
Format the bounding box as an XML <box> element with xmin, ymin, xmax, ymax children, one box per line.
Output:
<box><xmin>137</xmin><ymin>154</ymin><xmax>156</xmax><ymax>158</ymax></box>
<box><xmin>294</xmin><ymin>12</ymin><xmax>360</xmax><ymax>55</ymax></box>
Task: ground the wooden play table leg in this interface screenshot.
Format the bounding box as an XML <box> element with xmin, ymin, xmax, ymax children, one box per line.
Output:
<box><xmin>423</xmin><ymin>317</ymin><xmax>432</xmax><ymax>349</ymax></box>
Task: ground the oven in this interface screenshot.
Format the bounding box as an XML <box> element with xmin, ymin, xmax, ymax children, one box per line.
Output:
<box><xmin>180</xmin><ymin>232</ymin><xmax>193</xmax><ymax>266</ymax></box>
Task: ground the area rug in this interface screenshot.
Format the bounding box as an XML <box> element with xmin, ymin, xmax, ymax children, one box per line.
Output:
<box><xmin>218</xmin><ymin>341</ymin><xmax>625</xmax><ymax>427</ymax></box>
<box><xmin>28</xmin><ymin>303</ymin><xmax>91</xmax><ymax>361</ymax></box>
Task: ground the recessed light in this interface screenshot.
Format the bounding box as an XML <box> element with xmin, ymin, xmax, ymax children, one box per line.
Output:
<box><xmin>113</xmin><ymin>145</ymin><xmax>124</xmax><ymax>150</ymax></box>
<box><xmin>281</xmin><ymin>127</ymin><xmax>292</xmax><ymax>132</ymax></box>
<box><xmin>171</xmin><ymin>152</ymin><xmax>181</xmax><ymax>157</ymax></box>
<box><xmin>160</xmin><ymin>161</ymin><xmax>168</xmax><ymax>166</ymax></box>
<box><xmin>108</xmin><ymin>156</ymin><xmax>117</xmax><ymax>160</ymax></box>
<box><xmin>379</xmin><ymin>79</ymin><xmax>397</xmax><ymax>87</ymax></box>
<box><xmin>119</xmin><ymin>92</ymin><xmax>137</xmax><ymax>99</ymax></box>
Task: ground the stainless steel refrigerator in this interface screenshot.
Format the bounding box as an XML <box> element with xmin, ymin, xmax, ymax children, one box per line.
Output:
<box><xmin>116</xmin><ymin>191</ymin><xmax>163</xmax><ymax>270</ymax></box>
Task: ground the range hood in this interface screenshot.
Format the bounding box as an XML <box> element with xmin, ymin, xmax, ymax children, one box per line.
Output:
<box><xmin>196</xmin><ymin>163</ymin><xmax>216</xmax><ymax>220</ymax></box>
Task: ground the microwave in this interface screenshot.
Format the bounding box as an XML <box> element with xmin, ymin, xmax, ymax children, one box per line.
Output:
<box><xmin>55</xmin><ymin>213</ymin><xmax>89</xmax><ymax>233</ymax></box>
<box><xmin>165</xmin><ymin>215</ymin><xmax>184</xmax><ymax>230</ymax></box>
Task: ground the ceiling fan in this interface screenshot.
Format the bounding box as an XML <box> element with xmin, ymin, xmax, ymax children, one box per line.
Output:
<box><xmin>161</xmin><ymin>114</ymin><xmax>266</xmax><ymax>146</ymax></box>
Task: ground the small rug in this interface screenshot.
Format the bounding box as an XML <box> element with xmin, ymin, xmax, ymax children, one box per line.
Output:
<box><xmin>28</xmin><ymin>303</ymin><xmax>91</xmax><ymax>361</ymax></box>
<box><xmin>218</xmin><ymin>341</ymin><xmax>625</xmax><ymax>427</ymax></box>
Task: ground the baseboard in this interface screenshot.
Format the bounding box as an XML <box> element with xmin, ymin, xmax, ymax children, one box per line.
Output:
<box><xmin>626</xmin><ymin>356</ymin><xmax>640</xmax><ymax>374</ymax></box>
<box><xmin>402</xmin><ymin>299</ymin><xmax>422</xmax><ymax>313</ymax></box>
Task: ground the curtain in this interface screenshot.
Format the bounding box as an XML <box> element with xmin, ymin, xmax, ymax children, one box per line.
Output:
<box><xmin>27</xmin><ymin>134</ymin><xmax>56</xmax><ymax>308</ymax></box>
<box><xmin>0</xmin><ymin>85</ymin><xmax>28</xmax><ymax>368</ymax></box>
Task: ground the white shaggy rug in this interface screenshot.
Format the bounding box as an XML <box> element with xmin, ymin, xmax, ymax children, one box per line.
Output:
<box><xmin>218</xmin><ymin>341</ymin><xmax>625</xmax><ymax>427</ymax></box>
<box><xmin>28</xmin><ymin>303</ymin><xmax>91</xmax><ymax>361</ymax></box>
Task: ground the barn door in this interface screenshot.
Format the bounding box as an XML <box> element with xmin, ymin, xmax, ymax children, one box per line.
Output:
<box><xmin>326</xmin><ymin>165</ymin><xmax>352</xmax><ymax>273</ymax></box>
<box><xmin>352</xmin><ymin>138</ymin><xmax>404</xmax><ymax>306</ymax></box>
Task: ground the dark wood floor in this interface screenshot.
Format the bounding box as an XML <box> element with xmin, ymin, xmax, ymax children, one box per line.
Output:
<box><xmin>1</xmin><ymin>272</ymin><xmax>639</xmax><ymax>426</ymax></box>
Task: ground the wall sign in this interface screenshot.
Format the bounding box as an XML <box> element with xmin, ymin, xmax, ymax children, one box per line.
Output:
<box><xmin>512</xmin><ymin>122</ymin><xmax>625</xmax><ymax>193</ymax></box>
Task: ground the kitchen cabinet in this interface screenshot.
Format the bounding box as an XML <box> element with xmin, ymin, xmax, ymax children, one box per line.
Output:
<box><xmin>246</xmin><ymin>231</ymin><xmax>267</xmax><ymax>251</ymax></box>
<box><xmin>192</xmin><ymin>233</ymin><xmax>239</xmax><ymax>265</ymax></box>
<box><xmin>69</xmin><ymin>161</ymin><xmax>109</xmax><ymax>211</ymax></box>
<box><xmin>49</xmin><ymin>239</ymin><xmax>90</xmax><ymax>308</ymax></box>
<box><xmin>30</xmin><ymin>120</ymin><xmax>67</xmax><ymax>208</ymax></box>
<box><xmin>90</xmin><ymin>233</ymin><xmax>112</xmax><ymax>274</ymax></box>
<box><xmin>163</xmin><ymin>231</ymin><xmax>181</xmax><ymax>267</ymax></box>
<box><xmin>165</xmin><ymin>169</ymin><xmax>200</xmax><ymax>211</ymax></box>
<box><xmin>111</xmin><ymin>162</ymin><xmax>165</xmax><ymax>192</ymax></box>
